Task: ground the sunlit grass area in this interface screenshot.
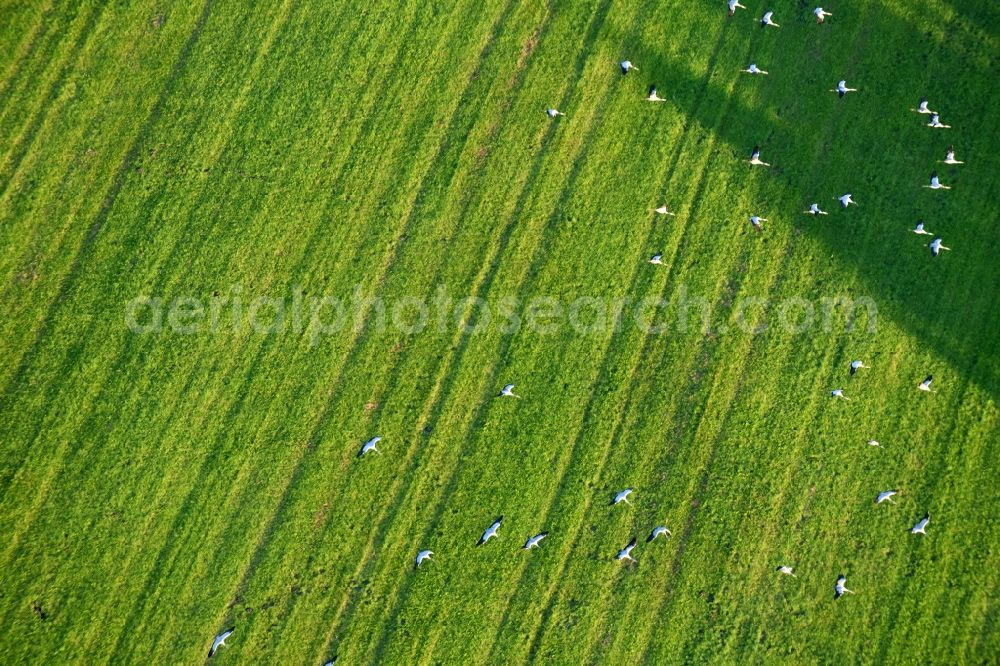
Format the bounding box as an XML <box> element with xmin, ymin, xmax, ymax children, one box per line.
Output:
<box><xmin>0</xmin><ymin>0</ymin><xmax>997</xmax><ymax>662</ymax></box>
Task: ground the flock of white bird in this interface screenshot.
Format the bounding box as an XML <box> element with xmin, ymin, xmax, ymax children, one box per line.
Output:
<box><xmin>207</xmin><ymin>2</ymin><xmax>967</xmax><ymax>658</ymax></box>
<box><xmin>544</xmin><ymin>1</ymin><xmax>954</xmax><ymax>607</ymax></box>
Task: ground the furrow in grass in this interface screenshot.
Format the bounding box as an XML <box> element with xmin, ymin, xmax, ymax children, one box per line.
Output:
<box><xmin>0</xmin><ymin>0</ymin><xmax>215</xmax><ymax>403</ymax></box>
<box><xmin>477</xmin><ymin>22</ymin><xmax>747</xmax><ymax>666</ymax></box>
<box><xmin>509</xmin><ymin>22</ymin><xmax>762</xmax><ymax>666</ymax></box>
<box><xmin>346</xmin><ymin>8</ymin><xmax>648</xmax><ymax>664</ymax></box>
<box><xmin>142</xmin><ymin>1</ymin><xmax>532</xmax><ymax>660</ymax></box>
<box><xmin>0</xmin><ymin>2</ymin><xmax>109</xmax><ymax>201</ymax></box>
<box><xmin>232</xmin><ymin>1</ymin><xmax>545</xmax><ymax>659</ymax></box>
<box><xmin>0</xmin><ymin>0</ymin><xmax>217</xmax><ymax>567</ymax></box>
<box><xmin>0</xmin><ymin>0</ymin><xmax>54</xmax><ymax>115</ymax></box>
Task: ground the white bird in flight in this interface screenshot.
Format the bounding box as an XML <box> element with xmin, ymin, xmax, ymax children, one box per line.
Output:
<box><xmin>838</xmin><ymin>193</ymin><xmax>856</xmax><ymax>207</ymax></box>
<box><xmin>616</xmin><ymin>538</ymin><xmax>638</xmax><ymax>562</ymax></box>
<box><xmin>924</xmin><ymin>171</ymin><xmax>951</xmax><ymax>189</ymax></box>
<box><xmin>209</xmin><ymin>628</ymin><xmax>234</xmax><ymax>658</ymax></box>
<box><xmin>830</xmin><ymin>389</ymin><xmax>850</xmax><ymax>401</ymax></box>
<box><xmin>831</xmin><ymin>80</ymin><xmax>858</xmax><ymax>97</ymax></box>
<box><xmin>760</xmin><ymin>10</ymin><xmax>780</xmax><ymax>27</ymax></box>
<box><xmin>728</xmin><ymin>0</ymin><xmax>746</xmax><ymax>16</ymax></box>
<box><xmin>928</xmin><ymin>238</ymin><xmax>950</xmax><ymax>257</ymax></box>
<box><xmin>867</xmin><ymin>439</ymin><xmax>882</xmax><ymax>448</ymax></box>
<box><xmin>647</xmin><ymin>525</ymin><xmax>672</xmax><ymax>542</ymax></box>
<box><xmin>927</xmin><ymin>113</ymin><xmax>950</xmax><ymax>128</ymax></box>
<box><xmin>834</xmin><ymin>575</ymin><xmax>854</xmax><ymax>598</ymax></box>
<box><xmin>917</xmin><ymin>375</ymin><xmax>936</xmax><ymax>392</ymax></box>
<box><xmin>813</xmin><ymin>7</ymin><xmax>832</xmax><ymax>23</ymax></box>
<box><xmin>654</xmin><ymin>205</ymin><xmax>676</xmax><ymax>216</ymax></box>
<box><xmin>750</xmin><ymin>145</ymin><xmax>770</xmax><ymax>166</ymax></box>
<box><xmin>749</xmin><ymin>215</ymin><xmax>767</xmax><ymax>232</ymax></box>
<box><xmin>646</xmin><ymin>85</ymin><xmax>666</xmax><ymax>102</ymax></box>
<box><xmin>620</xmin><ymin>60</ymin><xmax>638</xmax><ymax>75</ymax></box>
<box><xmin>742</xmin><ymin>63</ymin><xmax>768</xmax><ymax>75</ymax></box>
<box><xmin>776</xmin><ymin>565</ymin><xmax>796</xmax><ymax>577</ymax></box>
<box><xmin>850</xmin><ymin>360</ymin><xmax>868</xmax><ymax>375</ymax></box>
<box><xmin>478</xmin><ymin>517</ymin><xmax>503</xmax><ymax>545</ymax></box>
<box><xmin>649</xmin><ymin>254</ymin><xmax>664</xmax><ymax>265</ymax></box>
<box><xmin>612</xmin><ymin>488</ymin><xmax>634</xmax><ymax>506</ymax></box>
<box><xmin>499</xmin><ymin>383</ymin><xmax>520</xmax><ymax>398</ymax></box>
<box><xmin>876</xmin><ymin>490</ymin><xmax>898</xmax><ymax>504</ymax></box>
<box><xmin>546</xmin><ymin>108</ymin><xmax>565</xmax><ymax>118</ymax></box>
<box><xmin>912</xmin><ymin>98</ymin><xmax>936</xmax><ymax>114</ymax></box>
<box><xmin>911</xmin><ymin>513</ymin><xmax>930</xmax><ymax>534</ymax></box>
<box><xmin>358</xmin><ymin>436</ymin><xmax>381</xmax><ymax>457</ymax></box>
<box><xmin>415</xmin><ymin>549</ymin><xmax>434</xmax><ymax>568</ymax></box>
<box><xmin>805</xmin><ymin>202</ymin><xmax>828</xmax><ymax>215</ymax></box>
<box><xmin>912</xmin><ymin>220</ymin><xmax>933</xmax><ymax>236</ymax></box>
<box><xmin>523</xmin><ymin>532</ymin><xmax>549</xmax><ymax>549</ymax></box>
<box><xmin>942</xmin><ymin>146</ymin><xmax>963</xmax><ymax>164</ymax></box>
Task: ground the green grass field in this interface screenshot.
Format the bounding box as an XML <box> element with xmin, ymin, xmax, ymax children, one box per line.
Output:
<box><xmin>1</xmin><ymin>0</ymin><xmax>998</xmax><ymax>663</ymax></box>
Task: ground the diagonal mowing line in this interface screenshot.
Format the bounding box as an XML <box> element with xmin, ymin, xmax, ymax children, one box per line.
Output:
<box><xmin>631</xmin><ymin>247</ymin><xmax>822</xmax><ymax>663</ymax></box>
<box><xmin>510</xmin><ymin>30</ymin><xmax>743</xmax><ymax>666</ymax></box>
<box><xmin>478</xmin><ymin>51</ymin><xmax>734</xmax><ymax>666</ymax></box>
<box><xmin>0</xmin><ymin>0</ymin><xmax>218</xmax><ymax>573</ymax></box>
<box><xmin>0</xmin><ymin>0</ymin><xmax>351</xmax><ymax>522</ymax></box>
<box><xmin>881</xmin><ymin>386</ymin><xmax>993</xmax><ymax>660</ymax></box>
<box><xmin>309</xmin><ymin>4</ymin><xmax>571</xmax><ymax>660</ymax></box>
<box><xmin>633</xmin><ymin>16</ymin><xmax>890</xmax><ymax>661</ymax></box>
<box><xmin>104</xmin><ymin>6</ymin><xmax>449</xmax><ymax>661</ymax></box>
<box><xmin>524</xmin><ymin>177</ymin><xmax>745</xmax><ymax>665</ymax></box>
<box><xmin>57</xmin><ymin>358</ymin><xmax>224</xmax><ymax>657</ymax></box>
<box><xmin>250</xmin><ymin>1</ymin><xmax>547</xmax><ymax>655</ymax></box>
<box><xmin>870</xmin><ymin>376</ymin><xmax>975</xmax><ymax>664</ymax></box>
<box><xmin>0</xmin><ymin>0</ymin><xmax>215</xmax><ymax>407</ymax></box>
<box><xmin>0</xmin><ymin>1</ymin><xmax>107</xmax><ymax>200</ymax></box>
<box><xmin>0</xmin><ymin>0</ymin><xmax>55</xmax><ymax>117</ymax></box>
<box><xmin>670</xmin><ymin>12</ymin><xmax>894</xmax><ymax>656</ymax></box>
<box><xmin>632</xmin><ymin>180</ymin><xmax>847</xmax><ymax>663</ymax></box>
<box><xmin>208</xmin><ymin>0</ymin><xmax>526</xmax><ymax>651</ymax></box>
<box><xmin>354</xmin><ymin>5</ymin><xmax>631</xmax><ymax>662</ymax></box>
<box><xmin>104</xmin><ymin>2</ymin><xmax>437</xmax><ymax>655</ymax></box>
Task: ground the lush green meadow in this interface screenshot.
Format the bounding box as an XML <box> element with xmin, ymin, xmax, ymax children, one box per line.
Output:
<box><xmin>1</xmin><ymin>0</ymin><xmax>998</xmax><ymax>662</ymax></box>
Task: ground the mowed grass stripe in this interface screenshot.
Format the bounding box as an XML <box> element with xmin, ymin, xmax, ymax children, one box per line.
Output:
<box><xmin>0</xmin><ymin>0</ymin><xmax>266</xmax><ymax>552</ymax></box>
<box><xmin>0</xmin><ymin>2</ymin><xmax>109</xmax><ymax>201</ymax></box>
<box><xmin>136</xmin><ymin>0</ymin><xmax>540</xmax><ymax>656</ymax></box>
<box><xmin>900</xmin><ymin>400</ymin><xmax>998</xmax><ymax>661</ymax></box>
<box><xmin>532</xmin><ymin>2</ymin><xmax>884</xmax><ymax>648</ymax></box>
<box><xmin>0</xmin><ymin>1</ymin><xmax>310</xmax><ymax>652</ymax></box>
<box><xmin>0</xmin><ymin>0</ymin><xmax>90</xmax><ymax>160</ymax></box>
<box><xmin>0</xmin><ymin>0</ymin><xmax>215</xmax><ymax>426</ymax></box>
<box><xmin>559</xmin><ymin>172</ymin><xmax>778</xmax><ymax>663</ymax></box>
<box><xmin>311</xmin><ymin>1</ymin><xmax>638</xmax><ymax>659</ymax></box>
<box><xmin>0</xmin><ymin>0</ymin><xmax>396</xmax><ymax>656</ymax></box>
<box><xmin>0</xmin><ymin>0</ymin><xmax>179</xmax><ymax>376</ymax></box>
<box><xmin>500</xmin><ymin>12</ymin><xmax>769</xmax><ymax>661</ymax></box>
<box><xmin>0</xmin><ymin>0</ymin><xmax>55</xmax><ymax>122</ymax></box>
<box><xmin>87</xmin><ymin>0</ymin><xmax>458</xmax><ymax>652</ymax></box>
<box><xmin>0</xmin><ymin>0</ymin><xmax>215</xmax><ymax>568</ymax></box>
<box><xmin>222</xmin><ymin>1</ymin><xmax>544</xmax><ymax>660</ymax></box>
<box><xmin>608</xmin><ymin>218</ymin><xmax>839</xmax><ymax>662</ymax></box>
<box><xmin>658</xmin><ymin>8</ymin><xmax>886</xmax><ymax>657</ymax></box>
<box><xmin>9</xmin><ymin>0</ymin><xmax>408</xmax><ymax>632</ymax></box>
<box><xmin>632</xmin><ymin>7</ymin><xmax>901</xmax><ymax>661</ymax></box>
<box><xmin>108</xmin><ymin>2</ymin><xmax>484</xmax><ymax>660</ymax></box>
<box><xmin>289</xmin><ymin>3</ymin><xmax>566</xmax><ymax>661</ymax></box>
<box><xmin>78</xmin><ymin>3</ymin><xmax>391</xmax><ymax>660</ymax></box>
